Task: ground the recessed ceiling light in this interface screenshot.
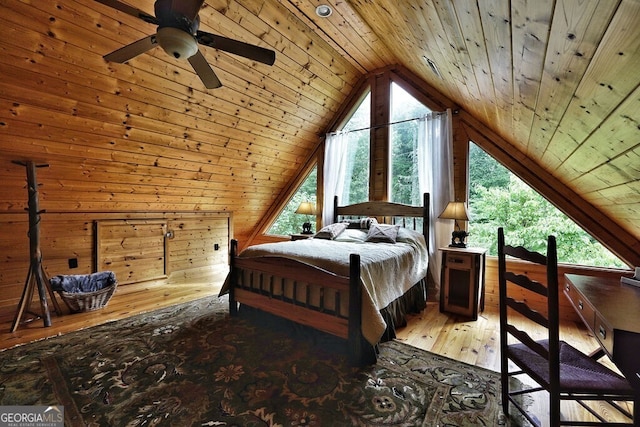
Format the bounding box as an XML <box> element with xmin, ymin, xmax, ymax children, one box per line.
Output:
<box><xmin>316</xmin><ymin>5</ymin><xmax>333</xmax><ymax>18</ymax></box>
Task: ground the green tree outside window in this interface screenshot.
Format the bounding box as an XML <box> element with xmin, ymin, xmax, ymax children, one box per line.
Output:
<box><xmin>390</xmin><ymin>83</ymin><xmax>431</xmax><ymax>206</ymax></box>
<box><xmin>468</xmin><ymin>143</ymin><xmax>625</xmax><ymax>268</ymax></box>
<box><xmin>267</xmin><ymin>167</ymin><xmax>317</xmax><ymax>236</ymax></box>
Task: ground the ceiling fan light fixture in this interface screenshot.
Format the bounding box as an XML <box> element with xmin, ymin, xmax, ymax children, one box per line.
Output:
<box><xmin>156</xmin><ymin>27</ymin><xmax>198</xmax><ymax>60</ymax></box>
<box><xmin>315</xmin><ymin>5</ymin><xmax>333</xmax><ymax>18</ymax></box>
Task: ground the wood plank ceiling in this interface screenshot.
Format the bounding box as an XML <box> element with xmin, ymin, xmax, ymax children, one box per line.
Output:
<box><xmin>0</xmin><ymin>0</ymin><xmax>639</xmax><ymax>261</ymax></box>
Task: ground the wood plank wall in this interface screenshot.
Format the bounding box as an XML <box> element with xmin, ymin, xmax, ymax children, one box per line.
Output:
<box><xmin>482</xmin><ymin>256</ymin><xmax>629</xmax><ymax>323</ymax></box>
<box><xmin>96</xmin><ymin>219</ymin><xmax>169</xmax><ymax>284</ymax></box>
<box><xmin>0</xmin><ymin>211</ymin><xmax>230</xmax><ymax>310</ymax></box>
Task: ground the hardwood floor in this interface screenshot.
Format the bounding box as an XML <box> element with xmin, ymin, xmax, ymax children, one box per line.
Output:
<box><xmin>0</xmin><ymin>280</ymin><xmax>222</xmax><ymax>351</ymax></box>
<box><xmin>0</xmin><ymin>282</ymin><xmax>633</xmax><ymax>426</ymax></box>
<box><xmin>395</xmin><ymin>303</ymin><xmax>634</xmax><ymax>426</ymax></box>
<box><xmin>395</xmin><ymin>301</ymin><xmax>600</xmax><ymax>372</ymax></box>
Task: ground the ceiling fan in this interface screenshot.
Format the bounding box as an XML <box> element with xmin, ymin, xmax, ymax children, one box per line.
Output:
<box><xmin>95</xmin><ymin>0</ymin><xmax>276</xmax><ymax>89</ymax></box>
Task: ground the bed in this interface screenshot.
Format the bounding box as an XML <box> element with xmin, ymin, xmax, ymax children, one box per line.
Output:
<box><xmin>226</xmin><ymin>193</ymin><xmax>430</xmax><ymax>366</ymax></box>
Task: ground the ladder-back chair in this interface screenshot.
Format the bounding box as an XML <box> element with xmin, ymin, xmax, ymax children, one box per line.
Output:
<box><xmin>497</xmin><ymin>227</ymin><xmax>635</xmax><ymax>426</ymax></box>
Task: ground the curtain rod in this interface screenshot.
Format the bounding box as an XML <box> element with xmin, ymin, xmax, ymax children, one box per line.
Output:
<box><xmin>328</xmin><ymin>111</ymin><xmax>447</xmax><ymax>136</ymax></box>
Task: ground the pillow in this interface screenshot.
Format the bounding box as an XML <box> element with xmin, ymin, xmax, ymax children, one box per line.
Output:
<box><xmin>365</xmin><ymin>224</ymin><xmax>400</xmax><ymax>243</ymax></box>
<box><xmin>343</xmin><ymin>217</ymin><xmax>378</xmax><ymax>229</ymax></box>
<box><xmin>314</xmin><ymin>222</ymin><xmax>348</xmax><ymax>240</ymax></box>
<box><xmin>396</xmin><ymin>227</ymin><xmax>425</xmax><ymax>245</ymax></box>
<box><xmin>333</xmin><ymin>228</ymin><xmax>368</xmax><ymax>242</ymax></box>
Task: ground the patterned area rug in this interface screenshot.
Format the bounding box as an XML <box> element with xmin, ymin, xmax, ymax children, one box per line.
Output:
<box><xmin>0</xmin><ymin>296</ymin><xmax>520</xmax><ymax>426</ymax></box>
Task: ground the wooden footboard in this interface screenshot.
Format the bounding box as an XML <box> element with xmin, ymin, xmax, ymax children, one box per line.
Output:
<box><xmin>228</xmin><ymin>239</ymin><xmax>370</xmax><ymax>365</ymax></box>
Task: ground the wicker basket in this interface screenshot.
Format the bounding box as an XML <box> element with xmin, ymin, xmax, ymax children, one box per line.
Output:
<box><xmin>59</xmin><ymin>282</ymin><xmax>117</xmax><ymax>313</ymax></box>
<box><xmin>51</xmin><ymin>272</ymin><xmax>118</xmax><ymax>313</ymax></box>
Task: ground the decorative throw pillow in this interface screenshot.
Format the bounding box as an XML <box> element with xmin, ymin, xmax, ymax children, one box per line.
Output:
<box><xmin>314</xmin><ymin>222</ymin><xmax>348</xmax><ymax>240</ymax></box>
<box><xmin>366</xmin><ymin>224</ymin><xmax>400</xmax><ymax>243</ymax></box>
<box><xmin>343</xmin><ymin>217</ymin><xmax>379</xmax><ymax>229</ymax></box>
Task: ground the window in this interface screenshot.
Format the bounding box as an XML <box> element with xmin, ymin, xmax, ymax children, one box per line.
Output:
<box><xmin>389</xmin><ymin>83</ymin><xmax>431</xmax><ymax>205</ymax></box>
<box><xmin>468</xmin><ymin>142</ymin><xmax>625</xmax><ymax>268</ymax></box>
<box><xmin>339</xmin><ymin>92</ymin><xmax>371</xmax><ymax>205</ymax></box>
<box><xmin>265</xmin><ymin>91</ymin><xmax>372</xmax><ymax>237</ymax></box>
<box><xmin>266</xmin><ymin>167</ymin><xmax>317</xmax><ymax>236</ymax></box>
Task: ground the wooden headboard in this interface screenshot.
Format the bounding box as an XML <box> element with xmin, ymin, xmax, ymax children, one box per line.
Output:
<box><xmin>333</xmin><ymin>193</ymin><xmax>430</xmax><ymax>246</ymax></box>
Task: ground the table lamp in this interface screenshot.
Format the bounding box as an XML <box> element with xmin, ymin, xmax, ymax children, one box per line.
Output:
<box><xmin>295</xmin><ymin>202</ymin><xmax>316</xmax><ymax>234</ymax></box>
<box><xmin>439</xmin><ymin>201</ymin><xmax>469</xmax><ymax>248</ymax></box>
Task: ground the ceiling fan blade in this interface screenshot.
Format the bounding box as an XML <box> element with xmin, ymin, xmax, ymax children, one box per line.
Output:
<box><xmin>104</xmin><ymin>35</ymin><xmax>157</xmax><ymax>63</ymax></box>
<box><xmin>196</xmin><ymin>31</ymin><xmax>276</xmax><ymax>66</ymax></box>
<box><xmin>94</xmin><ymin>0</ymin><xmax>158</xmax><ymax>25</ymax></box>
<box><xmin>188</xmin><ymin>50</ymin><xmax>222</xmax><ymax>89</ymax></box>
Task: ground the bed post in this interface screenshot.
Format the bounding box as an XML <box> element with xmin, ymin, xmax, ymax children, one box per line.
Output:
<box><xmin>348</xmin><ymin>253</ymin><xmax>364</xmax><ymax>366</ymax></box>
<box><xmin>423</xmin><ymin>192</ymin><xmax>430</xmax><ymax>250</ymax></box>
<box><xmin>229</xmin><ymin>239</ymin><xmax>238</xmax><ymax>316</ymax></box>
<box><xmin>333</xmin><ymin>195</ymin><xmax>339</xmax><ymax>223</ymax></box>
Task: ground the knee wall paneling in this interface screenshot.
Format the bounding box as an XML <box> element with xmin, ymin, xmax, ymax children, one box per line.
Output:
<box><xmin>0</xmin><ymin>211</ymin><xmax>231</xmax><ymax>310</ymax></box>
<box><xmin>96</xmin><ymin>219</ymin><xmax>169</xmax><ymax>285</ymax></box>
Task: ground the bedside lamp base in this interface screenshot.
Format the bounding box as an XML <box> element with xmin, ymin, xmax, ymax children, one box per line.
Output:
<box><xmin>449</xmin><ymin>230</ymin><xmax>469</xmax><ymax>248</ymax></box>
<box><xmin>301</xmin><ymin>222</ymin><xmax>313</xmax><ymax>234</ymax></box>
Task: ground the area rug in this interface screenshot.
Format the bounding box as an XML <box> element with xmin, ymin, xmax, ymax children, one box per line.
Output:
<box><xmin>0</xmin><ymin>296</ymin><xmax>519</xmax><ymax>426</ymax></box>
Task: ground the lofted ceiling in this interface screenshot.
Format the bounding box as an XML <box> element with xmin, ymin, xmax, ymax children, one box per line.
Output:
<box><xmin>300</xmin><ymin>0</ymin><xmax>640</xmax><ymax>256</ymax></box>
<box><xmin>0</xmin><ymin>0</ymin><xmax>639</xmax><ymax>262</ymax></box>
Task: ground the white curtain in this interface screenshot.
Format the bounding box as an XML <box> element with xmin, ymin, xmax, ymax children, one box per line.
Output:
<box><xmin>323</xmin><ymin>110</ymin><xmax>453</xmax><ymax>288</ymax></box>
<box><xmin>322</xmin><ymin>131</ymin><xmax>348</xmax><ymax>225</ymax></box>
<box><xmin>417</xmin><ymin>109</ymin><xmax>454</xmax><ymax>288</ymax></box>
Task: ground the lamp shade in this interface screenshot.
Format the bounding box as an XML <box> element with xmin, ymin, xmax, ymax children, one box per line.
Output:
<box><xmin>439</xmin><ymin>201</ymin><xmax>470</xmax><ymax>247</ymax></box>
<box><xmin>295</xmin><ymin>202</ymin><xmax>315</xmax><ymax>215</ymax></box>
<box><xmin>438</xmin><ymin>201</ymin><xmax>469</xmax><ymax>221</ymax></box>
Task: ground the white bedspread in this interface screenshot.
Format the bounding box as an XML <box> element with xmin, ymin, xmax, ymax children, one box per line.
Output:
<box><xmin>238</xmin><ymin>228</ymin><xmax>428</xmax><ymax>345</ymax></box>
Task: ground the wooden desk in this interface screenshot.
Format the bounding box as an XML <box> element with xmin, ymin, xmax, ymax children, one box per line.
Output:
<box><xmin>564</xmin><ymin>274</ymin><xmax>640</xmax><ymax>397</ymax></box>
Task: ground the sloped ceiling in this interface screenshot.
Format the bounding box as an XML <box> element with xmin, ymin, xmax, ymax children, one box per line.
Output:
<box><xmin>305</xmin><ymin>0</ymin><xmax>640</xmax><ymax>257</ymax></box>
<box><xmin>0</xmin><ymin>0</ymin><xmax>639</xmax><ymax>263</ymax></box>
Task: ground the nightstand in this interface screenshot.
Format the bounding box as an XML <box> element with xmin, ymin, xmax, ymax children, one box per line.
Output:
<box><xmin>290</xmin><ymin>233</ymin><xmax>313</xmax><ymax>241</ymax></box>
<box><xmin>439</xmin><ymin>246</ymin><xmax>487</xmax><ymax>320</ymax></box>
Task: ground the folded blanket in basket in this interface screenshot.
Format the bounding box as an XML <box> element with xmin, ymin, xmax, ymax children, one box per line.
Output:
<box><xmin>50</xmin><ymin>271</ymin><xmax>116</xmax><ymax>293</ymax></box>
